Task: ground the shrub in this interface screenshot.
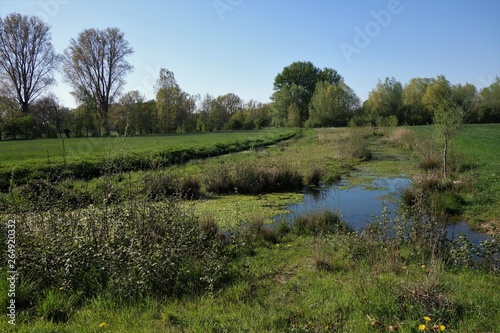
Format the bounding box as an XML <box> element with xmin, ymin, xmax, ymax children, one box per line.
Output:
<box><xmin>15</xmin><ymin>199</ymin><xmax>241</xmax><ymax>302</ymax></box>
<box><xmin>142</xmin><ymin>172</ymin><xmax>178</xmax><ymax>200</ymax></box>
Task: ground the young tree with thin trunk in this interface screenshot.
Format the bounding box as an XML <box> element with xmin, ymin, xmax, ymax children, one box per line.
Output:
<box><xmin>433</xmin><ymin>100</ymin><xmax>463</xmax><ymax>179</ymax></box>
<box><xmin>62</xmin><ymin>27</ymin><xmax>134</xmax><ymax>136</ymax></box>
<box><xmin>0</xmin><ymin>13</ymin><xmax>59</xmax><ymax>113</ymax></box>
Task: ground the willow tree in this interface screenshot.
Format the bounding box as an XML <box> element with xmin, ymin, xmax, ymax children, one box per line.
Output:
<box><xmin>0</xmin><ymin>13</ymin><xmax>59</xmax><ymax>113</ymax></box>
<box><xmin>62</xmin><ymin>27</ymin><xmax>133</xmax><ymax>135</ymax></box>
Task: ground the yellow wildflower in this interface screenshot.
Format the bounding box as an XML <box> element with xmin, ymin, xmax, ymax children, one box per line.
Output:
<box><xmin>423</xmin><ymin>316</ymin><xmax>431</xmax><ymax>322</ymax></box>
<box><xmin>421</xmin><ymin>264</ymin><xmax>426</xmax><ymax>269</ymax></box>
<box><xmin>418</xmin><ymin>324</ymin><xmax>426</xmax><ymax>331</ymax></box>
<box><xmin>439</xmin><ymin>325</ymin><xmax>446</xmax><ymax>331</ymax></box>
<box><xmin>99</xmin><ymin>322</ymin><xmax>107</xmax><ymax>328</ymax></box>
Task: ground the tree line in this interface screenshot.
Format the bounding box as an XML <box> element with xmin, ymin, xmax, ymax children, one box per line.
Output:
<box><xmin>1</xmin><ymin>13</ymin><xmax>499</xmax><ymax>139</ymax></box>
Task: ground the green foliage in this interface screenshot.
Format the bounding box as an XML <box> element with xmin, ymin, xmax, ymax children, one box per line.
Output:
<box><xmin>272</xmin><ymin>61</ymin><xmax>343</xmax><ymax>126</ymax></box>
<box><xmin>14</xmin><ymin>200</ymin><xmax>241</xmax><ymax>301</ymax></box>
<box><xmin>307</xmin><ymin>81</ymin><xmax>360</xmax><ymax>127</ymax></box>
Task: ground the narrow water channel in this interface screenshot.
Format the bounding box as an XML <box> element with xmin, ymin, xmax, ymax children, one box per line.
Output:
<box><xmin>275</xmin><ymin>177</ymin><xmax>490</xmax><ymax>245</ymax></box>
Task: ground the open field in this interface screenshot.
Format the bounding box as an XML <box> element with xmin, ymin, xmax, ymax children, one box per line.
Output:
<box><xmin>410</xmin><ymin>124</ymin><xmax>500</xmax><ymax>231</ymax></box>
<box><xmin>1</xmin><ymin>126</ymin><xmax>499</xmax><ymax>332</ymax></box>
<box><xmin>0</xmin><ymin>129</ymin><xmax>298</xmax><ymax>168</ymax></box>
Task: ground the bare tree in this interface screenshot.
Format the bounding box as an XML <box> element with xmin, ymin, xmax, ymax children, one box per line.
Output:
<box><xmin>62</xmin><ymin>27</ymin><xmax>134</xmax><ymax>135</ymax></box>
<box><xmin>0</xmin><ymin>13</ymin><xmax>59</xmax><ymax>113</ymax></box>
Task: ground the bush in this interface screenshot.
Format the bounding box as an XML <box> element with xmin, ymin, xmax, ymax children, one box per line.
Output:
<box><xmin>15</xmin><ymin>200</ymin><xmax>241</xmax><ymax>302</ymax></box>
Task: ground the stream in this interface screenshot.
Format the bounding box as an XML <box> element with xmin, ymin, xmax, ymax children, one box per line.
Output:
<box><xmin>275</xmin><ymin>177</ymin><xmax>490</xmax><ymax>245</ymax></box>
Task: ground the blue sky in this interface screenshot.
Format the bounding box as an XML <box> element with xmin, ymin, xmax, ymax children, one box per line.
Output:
<box><xmin>1</xmin><ymin>0</ymin><xmax>499</xmax><ymax>108</ymax></box>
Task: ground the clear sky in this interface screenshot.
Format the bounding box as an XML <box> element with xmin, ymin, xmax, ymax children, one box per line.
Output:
<box><xmin>1</xmin><ymin>0</ymin><xmax>499</xmax><ymax>108</ymax></box>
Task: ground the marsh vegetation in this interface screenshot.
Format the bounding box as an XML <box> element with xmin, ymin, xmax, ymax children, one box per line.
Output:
<box><xmin>1</xmin><ymin>125</ymin><xmax>499</xmax><ymax>332</ymax></box>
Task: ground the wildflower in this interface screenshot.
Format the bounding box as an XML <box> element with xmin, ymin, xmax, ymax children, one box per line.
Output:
<box><xmin>59</xmin><ymin>286</ymin><xmax>64</xmax><ymax>291</ymax></box>
<box><xmin>99</xmin><ymin>322</ymin><xmax>107</xmax><ymax>328</ymax></box>
<box><xmin>276</xmin><ymin>243</ymin><xmax>280</xmax><ymax>247</ymax></box>
<box><xmin>418</xmin><ymin>324</ymin><xmax>426</xmax><ymax>331</ymax></box>
<box><xmin>421</xmin><ymin>264</ymin><xmax>426</xmax><ymax>269</ymax></box>
<box><xmin>439</xmin><ymin>325</ymin><xmax>446</xmax><ymax>331</ymax></box>
<box><xmin>423</xmin><ymin>316</ymin><xmax>431</xmax><ymax>322</ymax></box>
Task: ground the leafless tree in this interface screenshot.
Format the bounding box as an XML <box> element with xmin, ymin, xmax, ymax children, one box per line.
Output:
<box><xmin>0</xmin><ymin>13</ymin><xmax>59</xmax><ymax>113</ymax></box>
<box><xmin>62</xmin><ymin>27</ymin><xmax>134</xmax><ymax>135</ymax></box>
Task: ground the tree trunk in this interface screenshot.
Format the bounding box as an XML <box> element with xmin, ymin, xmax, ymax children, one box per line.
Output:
<box><xmin>443</xmin><ymin>136</ymin><xmax>448</xmax><ymax>179</ymax></box>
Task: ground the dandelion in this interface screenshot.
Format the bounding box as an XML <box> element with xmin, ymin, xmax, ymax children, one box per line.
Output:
<box><xmin>421</xmin><ymin>264</ymin><xmax>426</xmax><ymax>269</ymax></box>
<box><xmin>423</xmin><ymin>316</ymin><xmax>431</xmax><ymax>322</ymax></box>
<box><xmin>99</xmin><ymin>322</ymin><xmax>107</xmax><ymax>328</ymax></box>
<box><xmin>418</xmin><ymin>324</ymin><xmax>426</xmax><ymax>331</ymax></box>
<box><xmin>439</xmin><ymin>325</ymin><xmax>446</xmax><ymax>331</ymax></box>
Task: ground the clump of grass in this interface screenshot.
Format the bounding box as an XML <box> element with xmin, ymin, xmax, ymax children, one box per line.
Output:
<box><xmin>338</xmin><ymin>130</ymin><xmax>372</xmax><ymax>161</ymax></box>
<box><xmin>307</xmin><ymin>164</ymin><xmax>323</xmax><ymax>186</ymax></box>
<box><xmin>293</xmin><ymin>210</ymin><xmax>350</xmax><ymax>236</ymax></box>
<box><xmin>36</xmin><ymin>289</ymin><xmax>78</xmax><ymax>323</ymax></box>
<box><xmin>180</xmin><ymin>176</ymin><xmax>201</xmax><ymax>200</ymax></box>
<box><xmin>384</xmin><ymin>127</ymin><xmax>415</xmax><ymax>149</ymax></box>
<box><xmin>204</xmin><ymin>161</ymin><xmax>303</xmax><ymax>195</ymax></box>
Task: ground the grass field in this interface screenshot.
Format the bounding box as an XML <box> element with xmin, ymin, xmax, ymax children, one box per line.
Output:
<box><xmin>1</xmin><ymin>125</ymin><xmax>499</xmax><ymax>332</ymax></box>
<box><xmin>0</xmin><ymin>129</ymin><xmax>297</xmax><ymax>168</ymax></box>
<box><xmin>411</xmin><ymin>124</ymin><xmax>500</xmax><ymax>231</ymax></box>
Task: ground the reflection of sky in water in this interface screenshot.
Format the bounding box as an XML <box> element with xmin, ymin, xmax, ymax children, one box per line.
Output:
<box><xmin>276</xmin><ymin>178</ymin><xmax>490</xmax><ymax>245</ymax></box>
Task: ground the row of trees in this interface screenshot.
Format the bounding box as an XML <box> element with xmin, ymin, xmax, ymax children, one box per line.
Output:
<box><xmin>360</xmin><ymin>75</ymin><xmax>500</xmax><ymax>126</ymax></box>
<box><xmin>1</xmin><ymin>13</ymin><xmax>499</xmax><ymax>139</ymax></box>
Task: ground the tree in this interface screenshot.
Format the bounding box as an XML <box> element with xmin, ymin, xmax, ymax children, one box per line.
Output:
<box><xmin>307</xmin><ymin>81</ymin><xmax>360</xmax><ymax>127</ymax></box>
<box><xmin>0</xmin><ymin>13</ymin><xmax>59</xmax><ymax>113</ymax></box>
<box><xmin>287</xmin><ymin>103</ymin><xmax>301</xmax><ymax>127</ymax></box>
<box><xmin>422</xmin><ymin>75</ymin><xmax>451</xmax><ymax>110</ymax></box>
<box><xmin>433</xmin><ymin>100</ymin><xmax>463</xmax><ymax>179</ymax></box>
<box><xmin>31</xmin><ymin>93</ymin><xmax>67</xmax><ymax>138</ymax></box>
<box><xmin>401</xmin><ymin>77</ymin><xmax>433</xmax><ymax>125</ymax></box>
<box><xmin>364</xmin><ymin>77</ymin><xmax>403</xmax><ymax>125</ymax></box>
<box><xmin>62</xmin><ymin>27</ymin><xmax>134</xmax><ymax>136</ymax></box>
<box><xmin>110</xmin><ymin>90</ymin><xmax>147</xmax><ymax>135</ymax></box>
<box><xmin>154</xmin><ymin>68</ymin><xmax>178</xmax><ymax>93</ymax></box>
<box><xmin>477</xmin><ymin>77</ymin><xmax>500</xmax><ymax>123</ymax></box>
<box><xmin>451</xmin><ymin>83</ymin><xmax>477</xmax><ymax>123</ymax></box>
<box><xmin>271</xmin><ymin>61</ymin><xmax>343</xmax><ymax>126</ymax></box>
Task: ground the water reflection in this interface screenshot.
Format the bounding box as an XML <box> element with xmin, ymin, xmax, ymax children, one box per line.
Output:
<box><xmin>275</xmin><ymin>177</ymin><xmax>490</xmax><ymax>245</ymax></box>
